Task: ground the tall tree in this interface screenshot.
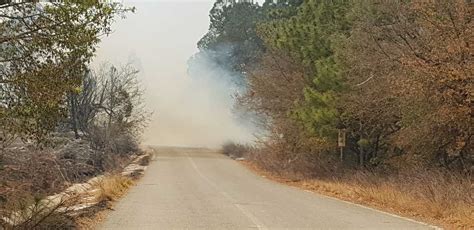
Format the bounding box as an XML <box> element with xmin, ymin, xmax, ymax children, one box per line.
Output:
<box><xmin>0</xmin><ymin>0</ymin><xmax>132</xmax><ymax>144</ymax></box>
<box><xmin>259</xmin><ymin>0</ymin><xmax>352</xmax><ymax>138</ymax></box>
<box><xmin>198</xmin><ymin>0</ymin><xmax>265</xmax><ymax>74</ymax></box>
<box><xmin>343</xmin><ymin>0</ymin><xmax>473</xmax><ymax>168</ymax></box>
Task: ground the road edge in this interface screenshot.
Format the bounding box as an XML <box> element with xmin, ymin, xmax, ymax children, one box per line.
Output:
<box><xmin>238</xmin><ymin>160</ymin><xmax>444</xmax><ymax>230</ymax></box>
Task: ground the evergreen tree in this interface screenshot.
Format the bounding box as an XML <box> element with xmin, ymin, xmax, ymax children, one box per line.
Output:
<box><xmin>198</xmin><ymin>0</ymin><xmax>265</xmax><ymax>74</ymax></box>
<box><xmin>259</xmin><ymin>0</ymin><xmax>352</xmax><ymax>138</ymax></box>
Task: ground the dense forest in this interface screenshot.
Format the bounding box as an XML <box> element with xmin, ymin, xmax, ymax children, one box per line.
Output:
<box><xmin>203</xmin><ymin>0</ymin><xmax>472</xmax><ymax>174</ymax></box>
<box><xmin>202</xmin><ymin>0</ymin><xmax>472</xmax><ymax>227</ymax></box>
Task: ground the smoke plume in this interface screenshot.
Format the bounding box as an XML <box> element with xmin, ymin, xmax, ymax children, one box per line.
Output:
<box><xmin>94</xmin><ymin>2</ymin><xmax>255</xmax><ymax>148</ymax></box>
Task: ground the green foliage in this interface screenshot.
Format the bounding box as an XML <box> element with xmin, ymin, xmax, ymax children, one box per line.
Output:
<box><xmin>198</xmin><ymin>0</ymin><xmax>305</xmax><ymax>76</ymax></box>
<box><xmin>206</xmin><ymin>0</ymin><xmax>473</xmax><ymax>171</ymax></box>
<box><xmin>198</xmin><ymin>0</ymin><xmax>266</xmax><ymax>73</ymax></box>
<box><xmin>259</xmin><ymin>0</ymin><xmax>352</xmax><ymax>138</ymax></box>
<box><xmin>357</xmin><ymin>139</ymin><xmax>370</xmax><ymax>148</ymax></box>
<box><xmin>0</xmin><ymin>1</ymin><xmax>132</xmax><ymax>144</ymax></box>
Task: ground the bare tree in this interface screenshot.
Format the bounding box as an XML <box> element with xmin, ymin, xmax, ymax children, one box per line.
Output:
<box><xmin>68</xmin><ymin>64</ymin><xmax>149</xmax><ymax>154</ymax></box>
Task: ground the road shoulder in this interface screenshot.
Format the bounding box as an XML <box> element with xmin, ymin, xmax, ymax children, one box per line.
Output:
<box><xmin>239</xmin><ymin>160</ymin><xmax>445</xmax><ymax>229</ymax></box>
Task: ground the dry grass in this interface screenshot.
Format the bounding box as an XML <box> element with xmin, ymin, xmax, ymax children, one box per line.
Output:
<box><xmin>76</xmin><ymin>152</ymin><xmax>152</xmax><ymax>229</ymax></box>
<box><xmin>92</xmin><ymin>175</ymin><xmax>134</xmax><ymax>203</ymax></box>
<box><xmin>241</xmin><ymin>161</ymin><xmax>473</xmax><ymax>230</ymax></box>
<box><xmin>74</xmin><ymin>175</ymin><xmax>135</xmax><ymax>229</ymax></box>
<box><xmin>1</xmin><ymin>175</ymin><xmax>135</xmax><ymax>229</ymax></box>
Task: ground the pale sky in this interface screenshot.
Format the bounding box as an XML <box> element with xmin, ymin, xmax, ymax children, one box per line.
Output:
<box><xmin>94</xmin><ymin>1</ymin><xmax>256</xmax><ymax>147</ymax></box>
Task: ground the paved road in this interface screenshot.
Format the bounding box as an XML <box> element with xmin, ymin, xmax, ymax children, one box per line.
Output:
<box><xmin>101</xmin><ymin>147</ymin><xmax>435</xmax><ymax>230</ymax></box>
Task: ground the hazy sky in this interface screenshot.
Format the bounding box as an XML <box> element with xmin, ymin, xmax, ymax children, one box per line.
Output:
<box><xmin>94</xmin><ymin>1</ymin><xmax>257</xmax><ymax>147</ymax></box>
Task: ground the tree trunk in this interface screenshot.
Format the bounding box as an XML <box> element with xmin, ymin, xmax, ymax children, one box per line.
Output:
<box><xmin>69</xmin><ymin>93</ymin><xmax>79</xmax><ymax>139</ymax></box>
<box><xmin>359</xmin><ymin>146</ymin><xmax>365</xmax><ymax>168</ymax></box>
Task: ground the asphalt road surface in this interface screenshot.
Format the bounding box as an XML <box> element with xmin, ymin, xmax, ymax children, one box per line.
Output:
<box><xmin>101</xmin><ymin>147</ymin><xmax>435</xmax><ymax>230</ymax></box>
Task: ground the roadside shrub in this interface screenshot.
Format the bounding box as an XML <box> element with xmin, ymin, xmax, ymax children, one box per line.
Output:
<box><xmin>0</xmin><ymin>137</ymin><xmax>137</xmax><ymax>229</ymax></box>
<box><xmin>326</xmin><ymin>168</ymin><xmax>472</xmax><ymax>228</ymax></box>
<box><xmin>94</xmin><ymin>175</ymin><xmax>134</xmax><ymax>203</ymax></box>
<box><xmin>88</xmin><ymin>125</ymin><xmax>140</xmax><ymax>156</ymax></box>
<box><xmin>246</xmin><ymin>146</ymin><xmax>473</xmax><ymax>228</ymax></box>
<box><xmin>1</xmin><ymin>194</ymin><xmax>81</xmax><ymax>230</ymax></box>
<box><xmin>222</xmin><ymin>142</ymin><xmax>251</xmax><ymax>159</ymax></box>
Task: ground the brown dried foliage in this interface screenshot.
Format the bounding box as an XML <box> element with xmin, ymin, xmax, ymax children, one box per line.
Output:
<box><xmin>342</xmin><ymin>0</ymin><xmax>473</xmax><ymax>169</ymax></box>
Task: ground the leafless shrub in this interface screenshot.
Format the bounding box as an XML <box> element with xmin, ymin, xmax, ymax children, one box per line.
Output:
<box><xmin>68</xmin><ymin>64</ymin><xmax>149</xmax><ymax>157</ymax></box>
<box><xmin>248</xmin><ymin>134</ymin><xmax>337</xmax><ymax>179</ymax></box>
<box><xmin>0</xmin><ymin>142</ymin><xmax>135</xmax><ymax>229</ymax></box>
<box><xmin>87</xmin><ymin>125</ymin><xmax>140</xmax><ymax>156</ymax></box>
<box><xmin>0</xmin><ymin>149</ymin><xmax>67</xmax><ymax>201</ymax></box>
<box><xmin>222</xmin><ymin>142</ymin><xmax>251</xmax><ymax>159</ymax></box>
<box><xmin>1</xmin><ymin>193</ymin><xmax>83</xmax><ymax>230</ymax></box>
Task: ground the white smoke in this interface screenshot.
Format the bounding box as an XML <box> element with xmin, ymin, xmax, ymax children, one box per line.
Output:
<box><xmin>94</xmin><ymin>1</ymin><xmax>255</xmax><ymax>148</ymax></box>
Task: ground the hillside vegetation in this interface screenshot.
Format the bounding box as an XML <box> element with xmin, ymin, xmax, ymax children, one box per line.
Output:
<box><xmin>204</xmin><ymin>0</ymin><xmax>473</xmax><ymax>228</ymax></box>
<box><xmin>0</xmin><ymin>1</ymin><xmax>148</xmax><ymax>228</ymax></box>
